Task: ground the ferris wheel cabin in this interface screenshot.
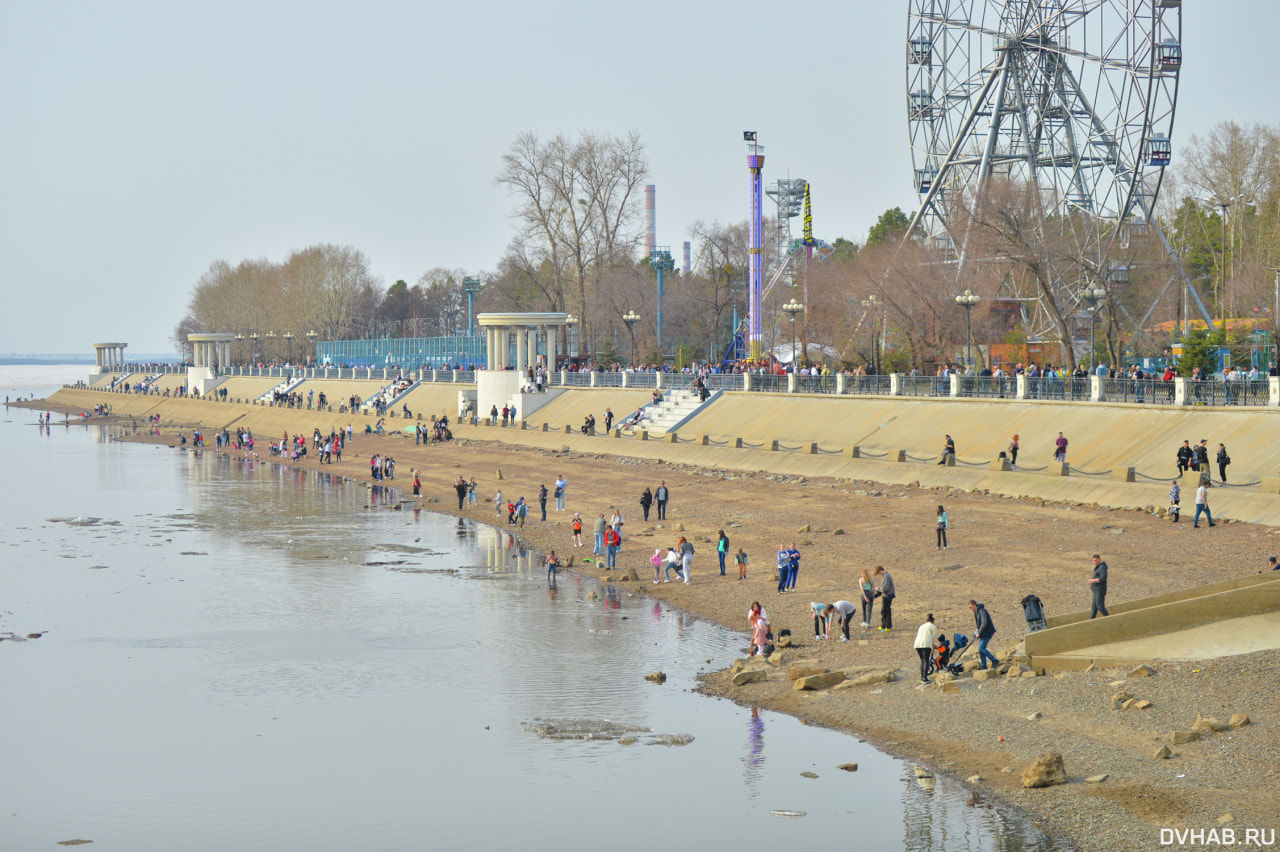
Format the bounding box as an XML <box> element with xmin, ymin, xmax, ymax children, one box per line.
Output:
<box><xmin>1158</xmin><ymin>39</ymin><xmax>1182</xmax><ymax>68</ymax></box>
<box><xmin>916</xmin><ymin>167</ymin><xmax>937</xmax><ymax>194</ymax></box>
<box><xmin>1147</xmin><ymin>133</ymin><xmax>1172</xmax><ymax>167</ymax></box>
<box><xmin>909</xmin><ymin>38</ymin><xmax>932</xmax><ymax>64</ymax></box>
<box><xmin>910</xmin><ymin>90</ymin><xmax>934</xmax><ymax>120</ymax></box>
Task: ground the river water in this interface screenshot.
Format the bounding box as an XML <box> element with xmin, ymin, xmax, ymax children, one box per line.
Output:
<box><xmin>1</xmin><ymin>369</ymin><xmax>1071</xmax><ymax>851</ymax></box>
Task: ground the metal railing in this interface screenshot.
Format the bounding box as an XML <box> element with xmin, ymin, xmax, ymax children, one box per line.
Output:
<box><xmin>747</xmin><ymin>374</ymin><xmax>789</xmax><ymax>393</ymax></box>
<box><xmin>1100</xmin><ymin>378</ymin><xmax>1171</xmax><ymax>404</ymax></box>
<box><xmin>841</xmin><ymin>375</ymin><xmax>891</xmax><ymax>396</ymax></box>
<box><xmin>793</xmin><ymin>375</ymin><xmax>837</xmax><ymax>395</ymax></box>
<box><xmin>898</xmin><ymin>376</ymin><xmax>949</xmax><ymax>397</ymax></box>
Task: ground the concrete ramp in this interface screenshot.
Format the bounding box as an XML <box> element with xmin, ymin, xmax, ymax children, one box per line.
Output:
<box><xmin>1027</xmin><ymin>574</ymin><xmax>1280</xmax><ymax>669</ymax></box>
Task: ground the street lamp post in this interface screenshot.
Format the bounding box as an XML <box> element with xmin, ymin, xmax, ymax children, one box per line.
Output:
<box><xmin>265</xmin><ymin>331</ymin><xmax>276</xmax><ymax>364</ymax></box>
<box><xmin>955</xmin><ymin>289</ymin><xmax>981</xmax><ymax>371</ymax></box>
<box><xmin>564</xmin><ymin>314</ymin><xmax>578</xmax><ymax>367</ymax></box>
<box><xmin>462</xmin><ymin>277</ymin><xmax>482</xmax><ymax>335</ymax></box>
<box><xmin>235</xmin><ymin>333</ymin><xmax>245</xmax><ymax>366</ymax></box>
<box><xmin>306</xmin><ymin>330</ymin><xmax>318</xmax><ymax>365</ymax></box>
<box><xmin>283</xmin><ymin>331</ymin><xmax>295</xmax><ymax>365</ymax></box>
<box><xmin>782</xmin><ymin>299</ymin><xmax>804</xmax><ymax>368</ymax></box>
<box><xmin>622</xmin><ymin>310</ymin><xmax>641</xmax><ymax>366</ymax></box>
<box><xmin>249</xmin><ymin>332</ymin><xmax>260</xmax><ymax>366</ymax></box>
<box><xmin>860</xmin><ymin>294</ymin><xmax>881</xmax><ymax>374</ymax></box>
<box><xmin>1084</xmin><ymin>285</ymin><xmax>1107</xmax><ymax>370</ymax></box>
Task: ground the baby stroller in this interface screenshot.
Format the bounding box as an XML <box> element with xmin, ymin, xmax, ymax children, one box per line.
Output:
<box><xmin>1022</xmin><ymin>594</ymin><xmax>1047</xmax><ymax>632</ymax></box>
<box><xmin>932</xmin><ymin>633</ymin><xmax>969</xmax><ymax>676</ymax></box>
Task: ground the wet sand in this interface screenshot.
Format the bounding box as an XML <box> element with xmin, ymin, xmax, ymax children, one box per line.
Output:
<box><xmin>25</xmin><ymin>396</ymin><xmax>1280</xmax><ymax>850</ymax></box>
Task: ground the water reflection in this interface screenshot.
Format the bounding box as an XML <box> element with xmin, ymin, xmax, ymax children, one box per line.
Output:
<box><xmin>0</xmin><ymin>419</ymin><xmax>1074</xmax><ymax>852</ymax></box>
<box><xmin>744</xmin><ymin>706</ymin><xmax>766</xmax><ymax>796</ymax></box>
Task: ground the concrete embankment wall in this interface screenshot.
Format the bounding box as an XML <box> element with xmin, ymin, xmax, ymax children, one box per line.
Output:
<box><xmin>679</xmin><ymin>392</ymin><xmax>1280</xmax><ymax>485</ymax></box>
<box><xmin>1047</xmin><ymin>572</ymin><xmax>1280</xmax><ymax>629</ymax></box>
<box><xmin>48</xmin><ymin>384</ymin><xmax>1280</xmax><ymax>525</ymax></box>
<box><xmin>1026</xmin><ymin>576</ymin><xmax>1280</xmax><ymax>666</ymax></box>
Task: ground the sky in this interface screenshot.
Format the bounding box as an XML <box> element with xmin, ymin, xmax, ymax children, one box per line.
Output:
<box><xmin>2</xmin><ymin>0</ymin><xmax>1278</xmax><ymax>355</ymax></box>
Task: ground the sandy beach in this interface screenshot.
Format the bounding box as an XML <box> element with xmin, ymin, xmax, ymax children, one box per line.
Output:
<box><xmin>25</xmin><ymin>391</ymin><xmax>1280</xmax><ymax>850</ymax></box>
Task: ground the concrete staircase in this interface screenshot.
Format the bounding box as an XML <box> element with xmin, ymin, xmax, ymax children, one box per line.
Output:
<box><xmin>640</xmin><ymin>386</ymin><xmax>721</xmax><ymax>435</ymax></box>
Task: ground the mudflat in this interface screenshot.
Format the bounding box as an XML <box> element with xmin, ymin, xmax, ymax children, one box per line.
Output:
<box><xmin>31</xmin><ymin>392</ymin><xmax>1280</xmax><ymax>851</ymax></box>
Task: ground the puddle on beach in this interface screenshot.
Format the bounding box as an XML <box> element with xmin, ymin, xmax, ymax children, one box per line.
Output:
<box><xmin>0</xmin><ymin>398</ymin><xmax>1072</xmax><ymax>852</ymax></box>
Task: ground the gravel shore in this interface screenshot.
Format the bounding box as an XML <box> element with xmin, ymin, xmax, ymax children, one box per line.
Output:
<box><xmin>58</xmin><ymin>406</ymin><xmax>1280</xmax><ymax>851</ymax></box>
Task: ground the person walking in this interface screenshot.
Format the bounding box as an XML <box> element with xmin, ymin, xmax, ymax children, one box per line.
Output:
<box><xmin>717</xmin><ymin>531</ymin><xmax>730</xmax><ymax>576</ymax></box>
<box><xmin>1193</xmin><ymin>480</ymin><xmax>1216</xmax><ymax>528</ymax></box>
<box><xmin>650</xmin><ymin>548</ymin><xmax>664</xmax><ymax>584</ymax></box>
<box><xmin>655</xmin><ymin>481</ymin><xmax>669</xmax><ymax>520</ymax></box>
<box><xmin>1216</xmin><ymin>443</ymin><xmax>1231</xmax><ymax>483</ymax></box>
<box><xmin>640</xmin><ymin>487</ymin><xmax>653</xmax><ymax>521</ymax></box>
<box><xmin>1088</xmin><ymin>554</ymin><xmax>1110</xmax><ymax>618</ymax></box>
<box><xmin>554</xmin><ymin>475</ymin><xmax>567</xmax><ymax>512</ymax></box>
<box><xmin>1054</xmin><ymin>432</ymin><xmax>1068</xmax><ymax>463</ymax></box>
<box><xmin>858</xmin><ymin>569</ymin><xmax>875</xmax><ymax>628</ymax></box>
<box><xmin>874</xmin><ymin>566</ymin><xmax>895</xmax><ymax>631</ymax></box>
<box><xmin>785</xmin><ymin>543</ymin><xmax>801</xmax><ymax>591</ymax></box>
<box><xmin>516</xmin><ymin>498</ymin><xmax>528</xmax><ymax>529</ymax></box>
<box><xmin>736</xmin><ymin>547</ymin><xmax>749</xmax><ymax>580</ymax></box>
<box><xmin>678</xmin><ymin>536</ymin><xmax>694</xmax><ymax>585</ymax></box>
<box><xmin>467</xmin><ymin>476</ymin><xmax>478</xmax><ymax>505</ymax></box>
<box><xmin>775</xmin><ymin>544</ymin><xmax>790</xmax><ymax>594</ymax></box>
<box><xmin>914</xmin><ymin>614</ymin><xmax>939</xmax><ymax>683</ymax></box>
<box><xmin>453</xmin><ymin>476</ymin><xmax>466</xmax><ymax>508</ymax></box>
<box><xmin>572</xmin><ymin>513</ymin><xmax>583</xmax><ymax>547</ymax></box>
<box><xmin>545</xmin><ymin>550</ymin><xmax>560</xmax><ymax>582</ymax></box>
<box><xmin>493</xmin><ymin>488</ymin><xmax>503</xmax><ymax>517</ymax></box>
<box><xmin>824</xmin><ymin>601</ymin><xmax>858</xmax><ymax>641</ymax></box>
<box><xmin>604</xmin><ymin>526</ymin><xmax>620</xmax><ymax>569</ymax></box>
<box><xmin>968</xmin><ymin>600</ymin><xmax>998</xmax><ymax>669</ymax></box>
<box><xmin>593</xmin><ymin>514</ymin><xmax>607</xmax><ymax>555</ymax></box>
<box><xmin>538</xmin><ymin>484</ymin><xmax>548</xmax><ymax>521</ymax></box>
<box><xmin>1007</xmin><ymin>434</ymin><xmax>1020</xmax><ymax>469</ymax></box>
<box><xmin>935</xmin><ymin>505</ymin><xmax>949</xmax><ymax>550</ymax></box>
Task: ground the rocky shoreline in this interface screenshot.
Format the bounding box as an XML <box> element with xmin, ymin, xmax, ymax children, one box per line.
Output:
<box><xmin>26</xmin><ymin>394</ymin><xmax>1280</xmax><ymax>851</ymax></box>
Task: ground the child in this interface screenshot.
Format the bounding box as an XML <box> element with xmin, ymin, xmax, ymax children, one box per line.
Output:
<box><xmin>650</xmin><ymin>548</ymin><xmax>664</xmax><ymax>584</ymax></box>
<box><xmin>572</xmin><ymin>513</ymin><xmax>583</xmax><ymax>547</ymax></box>
<box><xmin>736</xmin><ymin>547</ymin><xmax>749</xmax><ymax>580</ymax></box>
<box><xmin>1169</xmin><ymin>481</ymin><xmax>1181</xmax><ymax>523</ymax></box>
<box><xmin>665</xmin><ymin>546</ymin><xmax>681</xmax><ymax>582</ymax></box>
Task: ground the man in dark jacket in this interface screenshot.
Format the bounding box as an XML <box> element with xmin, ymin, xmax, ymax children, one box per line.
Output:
<box><xmin>1176</xmin><ymin>440</ymin><xmax>1194</xmax><ymax>474</ymax></box>
<box><xmin>968</xmin><ymin>599</ymin><xmax>998</xmax><ymax>669</ymax></box>
<box><xmin>1089</xmin><ymin>555</ymin><xmax>1109</xmax><ymax>618</ymax></box>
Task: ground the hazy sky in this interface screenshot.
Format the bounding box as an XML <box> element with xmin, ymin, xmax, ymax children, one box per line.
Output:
<box><xmin>2</xmin><ymin>1</ymin><xmax>1277</xmax><ymax>355</ymax></box>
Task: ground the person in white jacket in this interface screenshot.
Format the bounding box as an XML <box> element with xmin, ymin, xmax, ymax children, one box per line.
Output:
<box><xmin>914</xmin><ymin>614</ymin><xmax>939</xmax><ymax>683</ymax></box>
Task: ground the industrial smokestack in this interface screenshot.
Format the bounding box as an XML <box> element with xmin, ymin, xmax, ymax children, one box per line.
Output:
<box><xmin>682</xmin><ymin>241</ymin><xmax>691</xmax><ymax>275</ymax></box>
<box><xmin>645</xmin><ymin>185</ymin><xmax>656</xmax><ymax>257</ymax></box>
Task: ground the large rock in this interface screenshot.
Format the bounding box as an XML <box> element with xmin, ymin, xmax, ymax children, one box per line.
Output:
<box><xmin>844</xmin><ymin>669</ymin><xmax>896</xmax><ymax>687</ymax></box>
<box><xmin>1128</xmin><ymin>664</ymin><xmax>1156</xmax><ymax>678</ymax></box>
<box><xmin>797</xmin><ymin>523</ymin><xmax>811</xmax><ymax>533</ymax></box>
<box><xmin>1171</xmin><ymin>730</ymin><xmax>1202</xmax><ymax>745</ymax></box>
<box><xmin>644</xmin><ymin>671</ymin><xmax>667</xmax><ymax>684</ymax></box>
<box><xmin>776</xmin><ymin>634</ymin><xmax>793</xmax><ymax>648</ymax></box>
<box><xmin>732</xmin><ymin>669</ymin><xmax>767</xmax><ymax>686</ymax></box>
<box><xmin>972</xmin><ymin>669</ymin><xmax>993</xmax><ymax>681</ymax></box>
<box><xmin>788</xmin><ymin>664</ymin><xmax>827</xmax><ymax>681</ymax></box>
<box><xmin>1154</xmin><ymin>745</ymin><xmax>1172</xmax><ymax>759</ymax></box>
<box><xmin>1229</xmin><ymin>714</ymin><xmax>1252</xmax><ymax>727</ymax></box>
<box><xmin>620</xmin><ymin>568</ymin><xmax>640</xmax><ymax>581</ymax></box>
<box><xmin>1021</xmin><ymin>752</ymin><xmax>1068</xmax><ymax>789</ymax></box>
<box><xmin>794</xmin><ymin>671</ymin><xmax>847</xmax><ymax>691</ymax></box>
<box><xmin>1193</xmin><ymin>715</ymin><xmax>1230</xmax><ymax>733</ymax></box>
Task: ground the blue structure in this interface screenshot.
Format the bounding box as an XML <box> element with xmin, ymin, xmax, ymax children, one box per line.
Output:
<box><xmin>317</xmin><ymin>335</ymin><xmax>485</xmax><ymax>368</ymax></box>
<box><xmin>648</xmin><ymin>247</ymin><xmax>674</xmax><ymax>353</ymax></box>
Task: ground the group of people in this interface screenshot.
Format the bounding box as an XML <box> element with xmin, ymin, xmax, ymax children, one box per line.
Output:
<box><xmin>489</xmin><ymin>403</ymin><xmax>518</xmax><ymax>426</ymax></box>
<box><xmin>369</xmin><ymin>453</ymin><xmax>395</xmax><ymax>480</ymax></box>
<box><xmin>1175</xmin><ymin>438</ymin><xmax>1232</xmax><ymax>482</ymax></box>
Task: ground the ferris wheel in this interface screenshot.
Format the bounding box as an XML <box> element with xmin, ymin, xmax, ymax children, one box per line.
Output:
<box><xmin>905</xmin><ymin>0</ymin><xmax>1182</xmax><ymax>249</ymax></box>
